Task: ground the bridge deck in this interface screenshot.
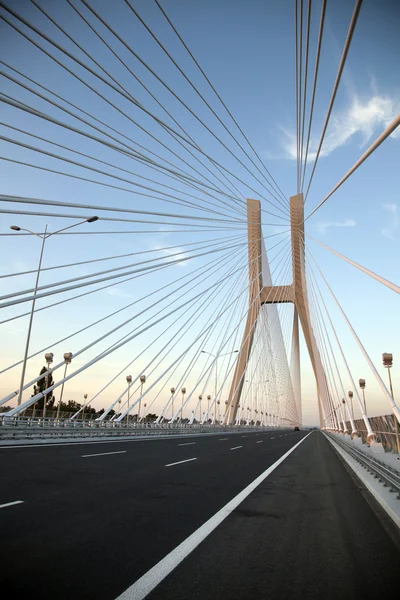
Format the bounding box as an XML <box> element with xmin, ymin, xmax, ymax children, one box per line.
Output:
<box><xmin>0</xmin><ymin>431</ymin><xmax>399</xmax><ymax>599</ymax></box>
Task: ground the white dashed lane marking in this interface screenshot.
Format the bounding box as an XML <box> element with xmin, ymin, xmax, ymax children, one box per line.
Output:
<box><xmin>165</xmin><ymin>458</ymin><xmax>197</xmax><ymax>468</ymax></box>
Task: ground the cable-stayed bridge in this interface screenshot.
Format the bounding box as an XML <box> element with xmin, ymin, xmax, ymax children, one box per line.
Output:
<box><xmin>0</xmin><ymin>1</ymin><xmax>400</xmax><ymax>598</ymax></box>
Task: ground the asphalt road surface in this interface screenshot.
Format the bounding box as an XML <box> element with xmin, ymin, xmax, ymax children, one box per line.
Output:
<box><xmin>1</xmin><ymin>430</ymin><xmax>399</xmax><ymax>599</ymax></box>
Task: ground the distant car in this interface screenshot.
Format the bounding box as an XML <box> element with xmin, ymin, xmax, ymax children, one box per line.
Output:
<box><xmin>294</xmin><ymin>426</ymin><xmax>300</xmax><ymax>431</ymax></box>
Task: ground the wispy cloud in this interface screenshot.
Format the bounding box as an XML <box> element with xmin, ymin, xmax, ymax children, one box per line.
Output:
<box><xmin>283</xmin><ymin>92</ymin><xmax>400</xmax><ymax>161</ymax></box>
<box><xmin>381</xmin><ymin>203</ymin><xmax>399</xmax><ymax>240</ymax></box>
<box><xmin>315</xmin><ymin>219</ymin><xmax>357</xmax><ymax>234</ymax></box>
<box><xmin>152</xmin><ymin>244</ymin><xmax>190</xmax><ymax>267</ymax></box>
<box><xmin>105</xmin><ymin>287</ymin><xmax>132</xmax><ymax>299</ymax></box>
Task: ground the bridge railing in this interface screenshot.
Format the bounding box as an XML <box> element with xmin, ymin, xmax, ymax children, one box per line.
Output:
<box><xmin>0</xmin><ymin>414</ymin><xmax>283</xmax><ymax>441</ymax></box>
<box><xmin>345</xmin><ymin>414</ymin><xmax>400</xmax><ymax>453</ymax></box>
<box><xmin>325</xmin><ymin>432</ymin><xmax>400</xmax><ymax>497</ymax></box>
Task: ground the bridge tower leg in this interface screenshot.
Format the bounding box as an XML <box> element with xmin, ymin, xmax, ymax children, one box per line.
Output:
<box><xmin>289</xmin><ymin>193</ymin><xmax>330</xmax><ymax>426</ymax></box>
<box><xmin>226</xmin><ymin>194</ymin><xmax>329</xmax><ymax>426</ymax></box>
<box><xmin>227</xmin><ymin>200</ymin><xmax>262</xmax><ymax>425</ymax></box>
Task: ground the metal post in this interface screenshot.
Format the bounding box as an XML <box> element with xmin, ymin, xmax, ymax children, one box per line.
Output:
<box><xmin>126</xmin><ymin>375</ymin><xmax>132</xmax><ymax>424</ymax></box>
<box><xmin>348</xmin><ymin>391</ymin><xmax>354</xmax><ymax>421</ymax></box>
<box><xmin>180</xmin><ymin>388</ymin><xmax>186</xmax><ymax>423</ymax></box>
<box><xmin>170</xmin><ymin>387</ymin><xmax>175</xmax><ymax>421</ymax></box>
<box><xmin>138</xmin><ymin>375</ymin><xmax>146</xmax><ymax>422</ymax></box>
<box><xmin>17</xmin><ymin>226</ymin><xmax>47</xmax><ymax>407</ymax></box>
<box><xmin>138</xmin><ymin>384</ymin><xmax>143</xmax><ymax>422</ymax></box>
<box><xmin>82</xmin><ymin>394</ymin><xmax>88</xmax><ymax>421</ymax></box>
<box><xmin>207</xmin><ymin>395</ymin><xmax>211</xmax><ymax>422</ymax></box>
<box><xmin>9</xmin><ymin>216</ymin><xmax>98</xmax><ymax>418</ymax></box>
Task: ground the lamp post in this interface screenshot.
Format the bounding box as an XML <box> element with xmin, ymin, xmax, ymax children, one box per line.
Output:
<box><xmin>206</xmin><ymin>395</ymin><xmax>211</xmax><ymax>421</ymax></box>
<box><xmin>198</xmin><ymin>395</ymin><xmax>202</xmax><ymax>423</ymax></box>
<box><xmin>382</xmin><ymin>353</ymin><xmax>400</xmax><ymax>453</ymax></box>
<box><xmin>170</xmin><ymin>387</ymin><xmax>176</xmax><ymax>421</ymax></box>
<box><xmin>43</xmin><ymin>352</ymin><xmax>54</xmax><ymax>419</ymax></box>
<box><xmin>138</xmin><ymin>375</ymin><xmax>146</xmax><ymax>422</ymax></box>
<box><xmin>57</xmin><ymin>352</ymin><xmax>73</xmax><ymax>420</ymax></box>
<box><xmin>180</xmin><ymin>387</ymin><xmax>186</xmax><ymax>423</ymax></box>
<box><xmin>348</xmin><ymin>391</ymin><xmax>354</xmax><ymax>421</ymax></box>
<box><xmin>82</xmin><ymin>393</ymin><xmax>88</xmax><ymax>421</ymax></box>
<box><xmin>10</xmin><ymin>216</ymin><xmax>99</xmax><ymax>408</ymax></box>
<box><xmin>382</xmin><ymin>354</ymin><xmax>394</xmax><ymax>396</ymax></box>
<box><xmin>126</xmin><ymin>375</ymin><xmax>132</xmax><ymax>424</ymax></box>
<box><xmin>341</xmin><ymin>399</ymin><xmax>350</xmax><ymax>434</ymax></box>
<box><xmin>359</xmin><ymin>379</ymin><xmax>367</xmax><ymax>414</ymax></box>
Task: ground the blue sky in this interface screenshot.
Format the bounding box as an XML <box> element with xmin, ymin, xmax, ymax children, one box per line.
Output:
<box><xmin>0</xmin><ymin>0</ymin><xmax>399</xmax><ymax>425</ymax></box>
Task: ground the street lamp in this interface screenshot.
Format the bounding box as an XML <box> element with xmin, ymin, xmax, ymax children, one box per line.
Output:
<box><xmin>341</xmin><ymin>399</ymin><xmax>349</xmax><ymax>434</ymax></box>
<box><xmin>138</xmin><ymin>375</ymin><xmax>146</xmax><ymax>421</ymax></box>
<box><xmin>10</xmin><ymin>217</ymin><xmax>99</xmax><ymax>408</ymax></box>
<box><xmin>207</xmin><ymin>394</ymin><xmax>211</xmax><ymax>419</ymax></box>
<box><xmin>57</xmin><ymin>352</ymin><xmax>73</xmax><ymax>420</ymax></box>
<box><xmin>382</xmin><ymin>353</ymin><xmax>399</xmax><ymax>453</ymax></box>
<box><xmin>43</xmin><ymin>352</ymin><xmax>54</xmax><ymax>419</ymax></box>
<box><xmin>180</xmin><ymin>387</ymin><xmax>186</xmax><ymax>423</ymax></box>
<box><xmin>348</xmin><ymin>391</ymin><xmax>354</xmax><ymax>421</ymax></box>
<box><xmin>126</xmin><ymin>375</ymin><xmax>132</xmax><ymax>424</ymax></box>
<box><xmin>382</xmin><ymin>354</ymin><xmax>394</xmax><ymax>396</ymax></box>
<box><xmin>359</xmin><ymin>379</ymin><xmax>367</xmax><ymax>414</ymax></box>
<box><xmin>170</xmin><ymin>387</ymin><xmax>176</xmax><ymax>420</ymax></box>
<box><xmin>82</xmin><ymin>393</ymin><xmax>88</xmax><ymax>421</ymax></box>
<box><xmin>198</xmin><ymin>395</ymin><xmax>202</xmax><ymax>423</ymax></box>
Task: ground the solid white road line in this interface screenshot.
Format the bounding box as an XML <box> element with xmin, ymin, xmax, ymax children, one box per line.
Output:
<box><xmin>219</xmin><ymin>438</ymin><xmax>228</xmax><ymax>441</ymax></box>
<box><xmin>256</xmin><ymin>441</ymin><xmax>263</xmax><ymax>444</ymax></box>
<box><xmin>230</xmin><ymin>445</ymin><xmax>242</xmax><ymax>450</ymax></box>
<box><xmin>81</xmin><ymin>451</ymin><xmax>127</xmax><ymax>458</ymax></box>
<box><xmin>116</xmin><ymin>432</ymin><xmax>313</xmax><ymax>600</ymax></box>
<box><xmin>0</xmin><ymin>500</ymin><xmax>24</xmax><ymax>509</ymax></box>
<box><xmin>178</xmin><ymin>442</ymin><xmax>196</xmax><ymax>446</ymax></box>
<box><xmin>271</xmin><ymin>437</ymin><xmax>275</xmax><ymax>439</ymax></box>
<box><xmin>165</xmin><ymin>458</ymin><xmax>197</xmax><ymax>468</ymax></box>
<box><xmin>241</xmin><ymin>435</ymin><xmax>247</xmax><ymax>438</ymax></box>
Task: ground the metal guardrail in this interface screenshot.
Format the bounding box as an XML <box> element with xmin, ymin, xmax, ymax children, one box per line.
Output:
<box><xmin>0</xmin><ymin>417</ymin><xmax>280</xmax><ymax>441</ymax></box>
<box><xmin>327</xmin><ymin>433</ymin><xmax>400</xmax><ymax>499</ymax></box>
<box><xmin>345</xmin><ymin>414</ymin><xmax>400</xmax><ymax>454</ymax></box>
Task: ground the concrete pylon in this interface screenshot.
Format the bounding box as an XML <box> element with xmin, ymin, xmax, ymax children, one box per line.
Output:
<box><xmin>227</xmin><ymin>200</ymin><xmax>263</xmax><ymax>424</ymax></box>
<box><xmin>227</xmin><ymin>194</ymin><xmax>329</xmax><ymax>425</ymax></box>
